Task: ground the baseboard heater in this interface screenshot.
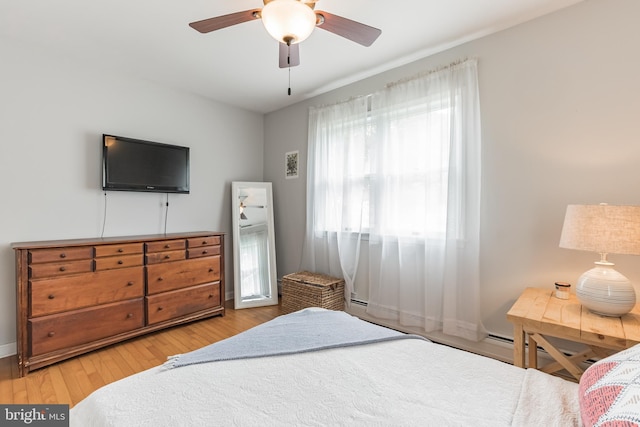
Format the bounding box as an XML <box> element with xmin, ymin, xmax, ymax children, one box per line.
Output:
<box><xmin>350</xmin><ymin>298</ymin><xmax>595</xmax><ymax>366</ymax></box>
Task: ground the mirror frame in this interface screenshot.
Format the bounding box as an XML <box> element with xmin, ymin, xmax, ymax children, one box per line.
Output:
<box><xmin>231</xmin><ymin>181</ymin><xmax>279</xmax><ymax>309</ymax></box>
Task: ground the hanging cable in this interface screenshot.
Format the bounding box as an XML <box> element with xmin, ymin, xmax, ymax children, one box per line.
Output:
<box><xmin>164</xmin><ymin>193</ymin><xmax>169</xmax><ymax>236</ymax></box>
<box><xmin>100</xmin><ymin>192</ymin><xmax>108</xmax><ymax>238</ymax></box>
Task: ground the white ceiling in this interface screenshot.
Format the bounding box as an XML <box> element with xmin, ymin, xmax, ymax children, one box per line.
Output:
<box><xmin>0</xmin><ymin>0</ymin><xmax>583</xmax><ymax>114</ymax></box>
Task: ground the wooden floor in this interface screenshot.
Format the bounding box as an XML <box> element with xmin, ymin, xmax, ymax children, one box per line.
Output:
<box><xmin>0</xmin><ymin>301</ymin><xmax>282</xmax><ymax>407</ymax></box>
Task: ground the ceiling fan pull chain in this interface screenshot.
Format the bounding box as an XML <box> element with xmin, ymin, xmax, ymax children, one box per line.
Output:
<box><xmin>288</xmin><ymin>42</ymin><xmax>292</xmax><ymax>96</ymax></box>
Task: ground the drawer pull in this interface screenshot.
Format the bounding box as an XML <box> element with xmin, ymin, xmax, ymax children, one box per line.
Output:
<box><xmin>48</xmin><ymin>294</ymin><xmax>55</xmax><ymax>300</ymax></box>
<box><xmin>158</xmin><ymin>306</ymin><xmax>163</xmax><ymax>311</ymax></box>
<box><xmin>202</xmin><ymin>240</ymin><xmax>208</xmax><ymax>245</ymax></box>
<box><xmin>202</xmin><ymin>250</ymin><xmax>208</xmax><ymax>255</ymax></box>
<box><xmin>59</xmin><ymin>266</ymin><xmax>66</xmax><ymax>272</ymax></box>
<box><xmin>127</xmin><ymin>281</ymin><xmax>134</xmax><ymax>286</ymax></box>
<box><xmin>598</xmin><ymin>334</ymin><xmax>605</xmax><ymax>340</ymax></box>
<box><xmin>158</xmin><ymin>277</ymin><xmax>164</xmax><ymax>281</ymax></box>
<box><xmin>118</xmin><ymin>248</ymin><xmax>124</xmax><ymax>253</ymax></box>
<box><xmin>60</xmin><ymin>253</ymin><xmax>66</xmax><ymax>259</ymax></box>
<box><xmin>48</xmin><ymin>332</ymin><xmax>55</xmax><ymax>337</ymax></box>
<box><xmin>164</xmin><ymin>244</ymin><xmax>171</xmax><ymax>249</ymax></box>
<box><xmin>208</xmin><ymin>294</ymin><xmax>214</xmax><ymax>298</ymax></box>
<box><xmin>164</xmin><ymin>255</ymin><xmax>171</xmax><ymax>259</ymax></box>
<box><xmin>118</xmin><ymin>260</ymin><xmax>124</xmax><ymax>265</ymax></box>
<box><xmin>209</xmin><ymin>268</ymin><xmax>214</xmax><ymax>272</ymax></box>
<box><xmin>126</xmin><ymin>313</ymin><xmax>133</xmax><ymax>318</ymax></box>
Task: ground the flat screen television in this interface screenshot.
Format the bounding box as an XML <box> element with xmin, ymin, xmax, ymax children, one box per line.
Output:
<box><xmin>102</xmin><ymin>134</ymin><xmax>190</xmax><ymax>193</ymax></box>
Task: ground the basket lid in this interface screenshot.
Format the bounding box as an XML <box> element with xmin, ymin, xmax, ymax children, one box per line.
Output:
<box><xmin>284</xmin><ymin>271</ymin><xmax>344</xmax><ymax>287</ymax></box>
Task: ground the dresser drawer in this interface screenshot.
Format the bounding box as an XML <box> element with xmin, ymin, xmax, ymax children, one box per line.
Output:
<box><xmin>94</xmin><ymin>243</ymin><xmax>143</xmax><ymax>257</ymax></box>
<box><xmin>146</xmin><ymin>256</ymin><xmax>221</xmax><ymax>295</ymax></box>
<box><xmin>30</xmin><ymin>267</ymin><xmax>144</xmax><ymax>317</ymax></box>
<box><xmin>145</xmin><ymin>239</ymin><xmax>186</xmax><ymax>253</ymax></box>
<box><xmin>29</xmin><ymin>299</ymin><xmax>144</xmax><ymax>356</ymax></box>
<box><xmin>146</xmin><ymin>283</ymin><xmax>221</xmax><ymax>325</ymax></box>
<box><xmin>29</xmin><ymin>259</ymin><xmax>94</xmax><ymax>279</ymax></box>
<box><xmin>146</xmin><ymin>249</ymin><xmax>186</xmax><ymax>265</ymax></box>
<box><xmin>28</xmin><ymin>246</ymin><xmax>93</xmax><ymax>264</ymax></box>
<box><xmin>95</xmin><ymin>254</ymin><xmax>144</xmax><ymax>271</ymax></box>
<box><xmin>187</xmin><ymin>236</ymin><xmax>221</xmax><ymax>249</ymax></box>
<box><xmin>187</xmin><ymin>245</ymin><xmax>221</xmax><ymax>259</ymax></box>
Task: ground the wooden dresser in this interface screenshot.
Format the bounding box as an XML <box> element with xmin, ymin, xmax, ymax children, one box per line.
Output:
<box><xmin>13</xmin><ymin>231</ymin><xmax>225</xmax><ymax>376</ymax></box>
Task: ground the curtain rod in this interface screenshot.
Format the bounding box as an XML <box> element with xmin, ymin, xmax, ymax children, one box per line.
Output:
<box><xmin>310</xmin><ymin>57</ymin><xmax>476</xmax><ymax>111</ymax></box>
<box><xmin>385</xmin><ymin>57</ymin><xmax>475</xmax><ymax>88</ymax></box>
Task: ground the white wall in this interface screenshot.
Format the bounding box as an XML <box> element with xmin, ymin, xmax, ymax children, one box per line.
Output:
<box><xmin>264</xmin><ymin>0</ymin><xmax>640</xmax><ymax>343</ymax></box>
<box><xmin>0</xmin><ymin>38</ymin><xmax>264</xmax><ymax>356</ymax></box>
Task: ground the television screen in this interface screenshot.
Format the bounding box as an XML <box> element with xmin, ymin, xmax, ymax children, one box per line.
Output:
<box><xmin>102</xmin><ymin>134</ymin><xmax>190</xmax><ymax>193</ymax></box>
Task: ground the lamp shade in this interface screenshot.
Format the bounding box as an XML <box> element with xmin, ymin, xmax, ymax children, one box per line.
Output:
<box><xmin>559</xmin><ymin>203</ymin><xmax>640</xmax><ymax>317</ymax></box>
<box><xmin>559</xmin><ymin>204</ymin><xmax>640</xmax><ymax>256</ymax></box>
<box><xmin>261</xmin><ymin>0</ymin><xmax>317</xmax><ymax>44</ymax></box>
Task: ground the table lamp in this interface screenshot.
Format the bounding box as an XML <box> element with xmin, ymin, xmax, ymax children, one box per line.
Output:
<box><xmin>559</xmin><ymin>203</ymin><xmax>640</xmax><ymax>317</ymax></box>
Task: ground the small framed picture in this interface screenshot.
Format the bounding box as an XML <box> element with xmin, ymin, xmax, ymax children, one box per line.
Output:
<box><xmin>285</xmin><ymin>150</ymin><xmax>299</xmax><ymax>179</ymax></box>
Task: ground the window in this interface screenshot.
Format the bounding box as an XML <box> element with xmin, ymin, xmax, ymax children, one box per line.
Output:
<box><xmin>313</xmin><ymin>96</ymin><xmax>455</xmax><ymax>239</ymax></box>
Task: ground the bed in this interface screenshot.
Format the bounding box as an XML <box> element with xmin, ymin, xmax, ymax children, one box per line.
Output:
<box><xmin>69</xmin><ymin>308</ymin><xmax>637</xmax><ymax>426</ymax></box>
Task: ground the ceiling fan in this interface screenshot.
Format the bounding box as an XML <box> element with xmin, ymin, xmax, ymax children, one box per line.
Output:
<box><xmin>189</xmin><ymin>0</ymin><xmax>382</xmax><ymax>69</ymax></box>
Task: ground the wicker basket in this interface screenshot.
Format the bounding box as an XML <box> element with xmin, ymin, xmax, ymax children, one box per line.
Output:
<box><xmin>281</xmin><ymin>271</ymin><xmax>345</xmax><ymax>314</ymax></box>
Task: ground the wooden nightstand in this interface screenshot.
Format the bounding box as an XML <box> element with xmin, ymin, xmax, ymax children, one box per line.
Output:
<box><xmin>506</xmin><ymin>287</ymin><xmax>640</xmax><ymax>381</ymax></box>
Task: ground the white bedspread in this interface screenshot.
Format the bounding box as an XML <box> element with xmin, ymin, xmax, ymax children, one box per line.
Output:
<box><xmin>70</xmin><ymin>337</ymin><xmax>580</xmax><ymax>426</ymax></box>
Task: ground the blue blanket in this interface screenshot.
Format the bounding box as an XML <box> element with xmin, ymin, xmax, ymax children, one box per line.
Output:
<box><xmin>164</xmin><ymin>308</ymin><xmax>427</xmax><ymax>369</ymax></box>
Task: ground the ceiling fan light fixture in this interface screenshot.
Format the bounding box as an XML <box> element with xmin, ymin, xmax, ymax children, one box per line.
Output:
<box><xmin>261</xmin><ymin>0</ymin><xmax>316</xmax><ymax>44</ymax></box>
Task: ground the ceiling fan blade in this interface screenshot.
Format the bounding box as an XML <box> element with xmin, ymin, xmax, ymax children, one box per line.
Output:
<box><xmin>315</xmin><ymin>11</ymin><xmax>381</xmax><ymax>47</ymax></box>
<box><xmin>279</xmin><ymin>42</ymin><xmax>300</xmax><ymax>68</ymax></box>
<box><xmin>189</xmin><ymin>9</ymin><xmax>261</xmax><ymax>33</ymax></box>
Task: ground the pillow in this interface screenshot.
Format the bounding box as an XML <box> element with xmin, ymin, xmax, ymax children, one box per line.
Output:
<box><xmin>579</xmin><ymin>343</ymin><xmax>640</xmax><ymax>427</ymax></box>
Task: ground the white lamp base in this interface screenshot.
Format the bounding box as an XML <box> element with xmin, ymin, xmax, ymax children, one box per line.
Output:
<box><xmin>576</xmin><ymin>262</ymin><xmax>636</xmax><ymax>317</ymax></box>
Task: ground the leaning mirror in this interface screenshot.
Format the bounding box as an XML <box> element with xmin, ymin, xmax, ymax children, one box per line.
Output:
<box><xmin>231</xmin><ymin>182</ymin><xmax>278</xmax><ymax>309</ymax></box>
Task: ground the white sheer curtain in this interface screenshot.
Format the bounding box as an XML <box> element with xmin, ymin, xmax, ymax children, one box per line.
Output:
<box><xmin>301</xmin><ymin>97</ymin><xmax>370</xmax><ymax>300</ymax></box>
<box><xmin>302</xmin><ymin>59</ymin><xmax>485</xmax><ymax>341</ymax></box>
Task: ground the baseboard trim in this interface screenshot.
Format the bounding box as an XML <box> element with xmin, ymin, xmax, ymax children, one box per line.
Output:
<box><xmin>0</xmin><ymin>341</ymin><xmax>16</xmax><ymax>358</ymax></box>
